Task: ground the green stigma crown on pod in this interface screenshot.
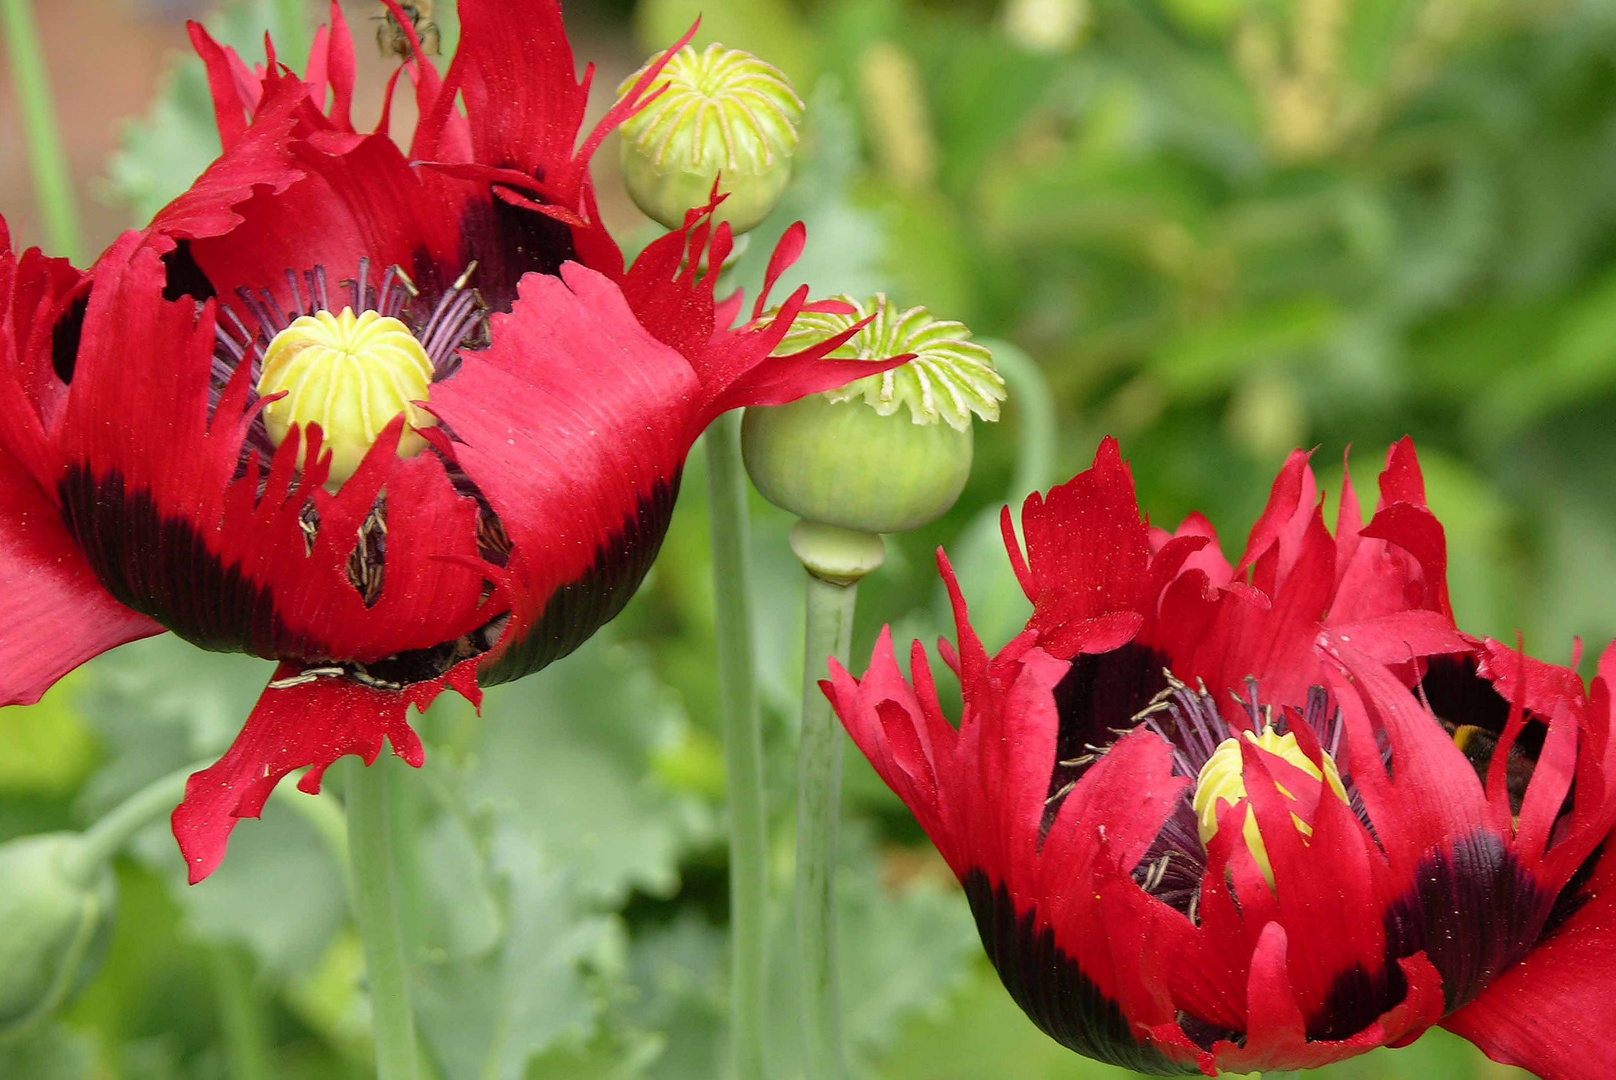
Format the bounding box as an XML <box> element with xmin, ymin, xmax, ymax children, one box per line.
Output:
<box><xmin>617</xmin><ymin>43</ymin><xmax>804</xmax><ymax>236</ymax></box>
<box><xmin>742</xmin><ymin>295</ymin><xmax>1006</xmax><ymax>538</ymax></box>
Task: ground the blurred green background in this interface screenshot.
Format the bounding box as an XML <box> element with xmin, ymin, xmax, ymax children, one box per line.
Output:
<box><xmin>0</xmin><ymin>0</ymin><xmax>1602</xmax><ymax>1075</ymax></box>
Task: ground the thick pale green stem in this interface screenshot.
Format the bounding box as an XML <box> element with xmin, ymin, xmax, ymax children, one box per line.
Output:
<box><xmin>0</xmin><ymin>0</ymin><xmax>83</xmax><ymax>262</ymax></box>
<box><xmin>210</xmin><ymin>946</ymin><xmax>273</xmax><ymax>1080</ymax></box>
<box><xmin>65</xmin><ymin>763</ymin><xmax>209</xmax><ymax>880</ymax></box>
<box><xmin>983</xmin><ymin>339</ymin><xmax>1057</xmax><ymax>501</ymax></box>
<box><xmin>705</xmin><ymin>410</ymin><xmax>768</xmax><ymax>1080</ymax></box>
<box><xmin>347</xmin><ymin>755</ymin><xmax>419</xmax><ymax>1080</ymax></box>
<box><xmin>795</xmin><ymin>554</ymin><xmax>867</xmax><ymax>1080</ymax></box>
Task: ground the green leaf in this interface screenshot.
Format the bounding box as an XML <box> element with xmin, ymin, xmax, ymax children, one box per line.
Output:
<box><xmin>129</xmin><ymin>806</ymin><xmax>347</xmax><ymax>980</ymax></box>
<box><xmin>451</xmin><ymin>633</ymin><xmax>713</xmax><ymax>907</ymax></box>
<box><xmin>760</xmin><ymin>825</ymin><xmax>979</xmax><ymax>1076</ymax></box>
<box><xmin>417</xmin><ymin>828</ymin><xmax>621</xmax><ymax>1080</ymax></box>
<box><xmin>74</xmin><ymin>638</ymin><xmax>345</xmax><ymax>981</ymax></box>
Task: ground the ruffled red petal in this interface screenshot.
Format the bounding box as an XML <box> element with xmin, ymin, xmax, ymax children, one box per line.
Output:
<box><xmin>171</xmin><ymin>658</ymin><xmax>480</xmax><ymax>883</ymax></box>
<box><xmin>829</xmin><ymin>434</ymin><xmax>1597</xmax><ymax>1074</ymax></box>
<box><xmin>1002</xmin><ymin>437</ymin><xmax>1155</xmax><ymax>660</ymax></box>
<box><xmin>0</xmin><ymin>220</ymin><xmax>161</xmax><ymax>705</ymax></box>
<box><xmin>182</xmin><ymin>130</ymin><xmax>466</xmax><ymax>312</ymax></box>
<box><xmin>620</xmin><ymin>211</ymin><xmax>912</xmax><ymax>430</ymax></box>
<box><xmin>1443</xmin><ymin>840</ymin><xmax>1616</xmax><ymax>1080</ymax></box>
<box><xmin>1332</xmin><ymin>438</ymin><xmax>1453</xmax><ymax>625</ymax></box>
<box><xmin>826</xmin><ymin>573</ymin><xmax>1193</xmax><ymax>1071</ymax></box>
<box><xmin>426</xmin><ymin>0</ymin><xmax>589</xmax><ymax>200</ymax></box>
<box><xmin>1202</xmin><ymin>926</ymin><xmax>1444</xmax><ymax>1075</ymax></box>
<box><xmin>426</xmin><ymin>262</ymin><xmax>698</xmax><ymax>684</ymax></box>
<box><xmin>0</xmin><ymin>439</ymin><xmax>162</xmax><ymax>705</ymax></box>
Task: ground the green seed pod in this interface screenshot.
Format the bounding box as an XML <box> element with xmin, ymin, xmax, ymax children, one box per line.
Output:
<box><xmin>742</xmin><ymin>296</ymin><xmax>1006</xmax><ymax>535</ymax></box>
<box><xmin>618</xmin><ymin>43</ymin><xmax>803</xmax><ymax>236</ymax></box>
<box><xmin>0</xmin><ymin>834</ymin><xmax>115</xmax><ymax>1034</ymax></box>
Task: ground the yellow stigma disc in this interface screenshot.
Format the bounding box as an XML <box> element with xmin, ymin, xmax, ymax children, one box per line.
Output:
<box><xmin>1192</xmin><ymin>725</ymin><xmax>1348</xmax><ymax>888</ymax></box>
<box><xmin>257</xmin><ymin>307</ymin><xmax>437</xmax><ymax>487</ymax></box>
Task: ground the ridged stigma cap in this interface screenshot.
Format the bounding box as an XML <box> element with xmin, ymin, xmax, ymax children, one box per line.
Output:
<box><xmin>618</xmin><ymin>43</ymin><xmax>804</xmax><ymax>236</ymax></box>
<box><xmin>742</xmin><ymin>296</ymin><xmax>1004</xmax><ymax>535</ymax></box>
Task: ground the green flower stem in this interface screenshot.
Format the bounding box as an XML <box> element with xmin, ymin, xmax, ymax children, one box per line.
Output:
<box><xmin>0</xmin><ymin>0</ymin><xmax>84</xmax><ymax>263</ymax></box>
<box><xmin>982</xmin><ymin>339</ymin><xmax>1057</xmax><ymax>501</ymax></box>
<box><xmin>794</xmin><ymin>533</ymin><xmax>874</xmax><ymax>1080</ymax></box>
<box><xmin>66</xmin><ymin>762</ymin><xmax>211</xmax><ymax>880</ymax></box>
<box><xmin>346</xmin><ymin>754</ymin><xmax>420</xmax><ymax>1080</ymax></box>
<box><xmin>704</xmin><ymin>409</ymin><xmax>769</xmax><ymax>1080</ymax></box>
<box><xmin>210</xmin><ymin>945</ymin><xmax>273</xmax><ymax>1080</ymax></box>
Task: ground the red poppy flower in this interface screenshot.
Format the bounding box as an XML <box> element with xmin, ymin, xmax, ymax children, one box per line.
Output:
<box><xmin>0</xmin><ymin>1</ymin><xmax>895</xmax><ymax>883</ymax></box>
<box><xmin>826</xmin><ymin>437</ymin><xmax>1616</xmax><ymax>1077</ymax></box>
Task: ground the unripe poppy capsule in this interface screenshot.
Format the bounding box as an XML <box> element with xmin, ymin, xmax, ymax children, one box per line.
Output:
<box><xmin>617</xmin><ymin>44</ymin><xmax>804</xmax><ymax>237</ymax></box>
<box><xmin>257</xmin><ymin>306</ymin><xmax>438</xmax><ymax>488</ymax></box>
<box><xmin>0</xmin><ymin>834</ymin><xmax>115</xmax><ymax>1034</ymax></box>
<box><xmin>742</xmin><ymin>295</ymin><xmax>1005</xmax><ymax>537</ymax></box>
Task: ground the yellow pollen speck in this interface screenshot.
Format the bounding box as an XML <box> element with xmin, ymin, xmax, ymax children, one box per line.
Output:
<box><xmin>1192</xmin><ymin>725</ymin><xmax>1348</xmax><ymax>888</ymax></box>
<box><xmin>257</xmin><ymin>307</ymin><xmax>437</xmax><ymax>488</ymax></box>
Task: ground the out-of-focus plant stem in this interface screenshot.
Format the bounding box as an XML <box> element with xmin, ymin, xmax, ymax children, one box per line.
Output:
<box><xmin>67</xmin><ymin>763</ymin><xmax>209</xmax><ymax>878</ymax></box>
<box><xmin>210</xmin><ymin>945</ymin><xmax>274</xmax><ymax>1080</ymax></box>
<box><xmin>795</xmin><ymin>570</ymin><xmax>860</xmax><ymax>1080</ymax></box>
<box><xmin>0</xmin><ymin>0</ymin><xmax>84</xmax><ymax>263</ymax></box>
<box><xmin>706</xmin><ymin>410</ymin><xmax>769</xmax><ymax>1080</ymax></box>
<box><xmin>984</xmin><ymin>339</ymin><xmax>1057</xmax><ymax>503</ymax></box>
<box><xmin>347</xmin><ymin>755</ymin><xmax>420</xmax><ymax>1080</ymax></box>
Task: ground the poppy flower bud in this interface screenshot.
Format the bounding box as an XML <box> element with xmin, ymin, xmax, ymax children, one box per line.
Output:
<box><xmin>742</xmin><ymin>295</ymin><xmax>1005</xmax><ymax>536</ymax></box>
<box><xmin>617</xmin><ymin>43</ymin><xmax>803</xmax><ymax>236</ymax></box>
<box><xmin>0</xmin><ymin>834</ymin><xmax>115</xmax><ymax>1033</ymax></box>
<box><xmin>257</xmin><ymin>306</ymin><xmax>438</xmax><ymax>487</ymax></box>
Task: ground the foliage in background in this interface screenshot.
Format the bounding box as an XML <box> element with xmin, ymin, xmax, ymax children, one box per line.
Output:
<box><xmin>11</xmin><ymin>0</ymin><xmax>1616</xmax><ymax>1074</ymax></box>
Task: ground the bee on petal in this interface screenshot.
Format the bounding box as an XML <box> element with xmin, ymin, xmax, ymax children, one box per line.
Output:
<box><xmin>375</xmin><ymin>0</ymin><xmax>439</xmax><ymax>58</ymax></box>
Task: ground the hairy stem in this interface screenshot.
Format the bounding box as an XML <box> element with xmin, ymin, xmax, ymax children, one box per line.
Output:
<box><xmin>67</xmin><ymin>763</ymin><xmax>209</xmax><ymax>879</ymax></box>
<box><xmin>705</xmin><ymin>410</ymin><xmax>769</xmax><ymax>1080</ymax></box>
<box><xmin>210</xmin><ymin>945</ymin><xmax>274</xmax><ymax>1080</ymax></box>
<box><xmin>984</xmin><ymin>338</ymin><xmax>1058</xmax><ymax>502</ymax></box>
<box><xmin>0</xmin><ymin>0</ymin><xmax>83</xmax><ymax>262</ymax></box>
<box><xmin>796</xmin><ymin>570</ymin><xmax>860</xmax><ymax>1080</ymax></box>
<box><xmin>347</xmin><ymin>754</ymin><xmax>420</xmax><ymax>1080</ymax></box>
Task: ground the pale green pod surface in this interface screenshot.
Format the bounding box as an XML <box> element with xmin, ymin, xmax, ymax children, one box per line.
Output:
<box><xmin>0</xmin><ymin>834</ymin><xmax>115</xmax><ymax>1033</ymax></box>
<box><xmin>742</xmin><ymin>295</ymin><xmax>1006</xmax><ymax>535</ymax></box>
<box><xmin>743</xmin><ymin>393</ymin><xmax>974</xmax><ymax>534</ymax></box>
<box><xmin>618</xmin><ymin>43</ymin><xmax>803</xmax><ymax>236</ymax></box>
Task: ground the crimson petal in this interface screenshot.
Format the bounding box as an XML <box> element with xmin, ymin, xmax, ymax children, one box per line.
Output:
<box><xmin>1443</xmin><ymin>842</ymin><xmax>1616</xmax><ymax>1080</ymax></box>
<box><xmin>427</xmin><ymin>262</ymin><xmax>698</xmax><ymax>685</ymax></box>
<box><xmin>171</xmin><ymin>659</ymin><xmax>479</xmax><ymax>883</ymax></box>
<box><xmin>55</xmin><ymin>234</ymin><xmax>496</xmax><ymax>666</ymax></box>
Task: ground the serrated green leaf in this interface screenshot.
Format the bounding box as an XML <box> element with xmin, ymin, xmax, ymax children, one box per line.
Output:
<box><xmin>451</xmin><ymin>633</ymin><xmax>712</xmax><ymax>906</ymax></box>
<box><xmin>417</xmin><ymin>828</ymin><xmax>620</xmax><ymax>1080</ymax></box>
